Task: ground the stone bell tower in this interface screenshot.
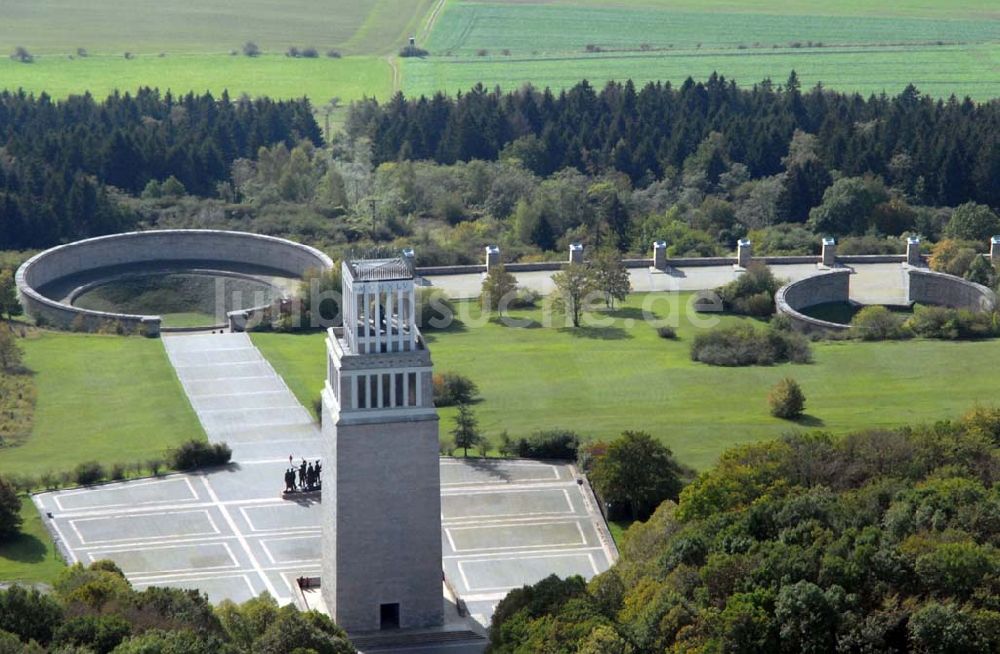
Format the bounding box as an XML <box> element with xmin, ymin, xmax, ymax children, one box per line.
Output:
<box><xmin>320</xmin><ymin>255</ymin><xmax>443</xmax><ymax>632</ymax></box>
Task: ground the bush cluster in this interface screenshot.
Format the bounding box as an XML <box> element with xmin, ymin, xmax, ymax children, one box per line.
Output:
<box><xmin>905</xmin><ymin>304</ymin><xmax>997</xmax><ymax>340</ymax></box>
<box><xmin>170</xmin><ymin>440</ymin><xmax>232</xmax><ymax>471</ymax></box>
<box><xmin>500</xmin><ymin>429</ymin><xmax>580</xmax><ymax>460</ymax></box>
<box><xmin>691</xmin><ymin>323</ymin><xmax>812</xmax><ymax>366</ymax></box>
<box><xmin>398</xmin><ymin>45</ymin><xmax>428</xmax><ymax>57</ymax></box>
<box><xmin>716</xmin><ymin>263</ymin><xmax>782</xmax><ymax>316</ymax></box>
<box><xmin>849</xmin><ymin>305</ymin><xmax>910</xmax><ymax>340</ymax></box>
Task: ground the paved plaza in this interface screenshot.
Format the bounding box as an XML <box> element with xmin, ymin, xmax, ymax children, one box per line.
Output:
<box><xmin>33</xmin><ymin>332</ymin><xmax>615</xmax><ymax>629</ymax></box>
<box><xmin>425</xmin><ymin>261</ymin><xmax>910</xmax><ymax>304</ymax></box>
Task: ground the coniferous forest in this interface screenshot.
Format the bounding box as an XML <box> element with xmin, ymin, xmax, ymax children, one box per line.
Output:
<box><xmin>0</xmin><ymin>89</ymin><xmax>320</xmax><ymax>249</ymax></box>
<box><xmin>357</xmin><ymin>76</ymin><xmax>998</xmax><ymax>209</ymax></box>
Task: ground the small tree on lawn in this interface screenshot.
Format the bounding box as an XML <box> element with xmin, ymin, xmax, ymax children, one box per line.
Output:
<box><xmin>552</xmin><ymin>263</ymin><xmax>596</xmax><ymax>327</ymax></box>
<box><xmin>590</xmin><ymin>249</ymin><xmax>631</xmax><ymax>309</ymax></box>
<box><xmin>769</xmin><ymin>377</ymin><xmax>805</xmax><ymax>419</ymax></box>
<box><xmin>242</xmin><ymin>41</ymin><xmax>261</xmax><ymax>57</ymax></box>
<box><xmin>481</xmin><ymin>264</ymin><xmax>519</xmax><ymax>317</ymax></box>
<box><xmin>588</xmin><ymin>430</ymin><xmax>686</xmax><ymax>520</ymax></box>
<box><xmin>0</xmin><ymin>269</ymin><xmax>22</xmax><ymax>320</ymax></box>
<box><xmin>0</xmin><ymin>475</ymin><xmax>22</xmax><ymax>542</ymax></box>
<box><xmin>451</xmin><ymin>403</ymin><xmax>481</xmax><ymax>457</ymax></box>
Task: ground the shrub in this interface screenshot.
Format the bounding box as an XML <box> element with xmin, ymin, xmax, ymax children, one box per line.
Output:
<box><xmin>146</xmin><ymin>459</ymin><xmax>164</xmax><ymax>476</ymax></box>
<box><xmin>74</xmin><ymin>461</ymin><xmax>105</xmax><ymax>486</ymax></box>
<box><xmin>0</xmin><ymin>476</ymin><xmax>22</xmax><ymax>541</ymax></box>
<box><xmin>286</xmin><ymin>46</ymin><xmax>300</xmax><ymax>58</ymax></box>
<box><xmin>838</xmin><ymin>235</ymin><xmax>906</xmax><ymax>255</ymax></box>
<box><xmin>849</xmin><ymin>306</ymin><xmax>910</xmax><ymax>341</ymax></box>
<box><xmin>110</xmin><ymin>463</ymin><xmax>126</xmax><ymax>481</ymax></box>
<box><xmin>399</xmin><ymin>45</ymin><xmax>428</xmax><ymax>57</ymax></box>
<box><xmin>717</xmin><ymin>263</ymin><xmax>781</xmax><ymax>316</ymax></box>
<box><xmin>509</xmin><ymin>288</ymin><xmax>540</xmax><ymax>310</ymax></box>
<box><xmin>929</xmin><ymin>239</ymin><xmax>979</xmax><ymax>277</ymax></box>
<box><xmin>301</xmin><ymin>47</ymin><xmax>318</xmax><ymax>58</ymax></box>
<box><xmin>10</xmin><ymin>46</ymin><xmax>33</xmax><ymax>63</ymax></box>
<box><xmin>905</xmin><ymin>305</ymin><xmax>996</xmax><ymax>340</ymax></box>
<box><xmin>657</xmin><ymin>325</ymin><xmax>677</xmax><ymax>339</ymax></box>
<box><xmin>691</xmin><ymin>324</ymin><xmax>812</xmax><ymax>366</ymax></box>
<box><xmin>476</xmin><ymin>49</ymin><xmax>489</xmax><ymax>56</ymax></box>
<box><xmin>769</xmin><ymin>378</ymin><xmax>805</xmax><ymax>419</ymax></box>
<box><xmin>514</xmin><ymin>430</ymin><xmax>581</xmax><ymax>460</ymax></box>
<box><xmin>325</xmin><ymin>49</ymin><xmax>342</xmax><ymax>58</ymax></box>
<box><xmin>242</xmin><ymin>41</ymin><xmax>261</xmax><ymax>57</ymax></box>
<box><xmin>433</xmin><ymin>373</ymin><xmax>479</xmax><ymax>407</ymax></box>
<box><xmin>170</xmin><ymin>440</ymin><xmax>232</xmax><ymax>471</ymax></box>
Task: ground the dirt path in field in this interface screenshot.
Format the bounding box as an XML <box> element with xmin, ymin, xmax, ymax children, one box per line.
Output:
<box><xmin>421</xmin><ymin>0</ymin><xmax>448</xmax><ymax>42</ymax></box>
<box><xmin>386</xmin><ymin>55</ymin><xmax>401</xmax><ymax>93</ymax></box>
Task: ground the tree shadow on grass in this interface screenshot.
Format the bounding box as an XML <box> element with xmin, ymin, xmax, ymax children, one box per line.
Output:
<box><xmin>557</xmin><ymin>326</ymin><xmax>632</xmax><ymax>340</ymax></box>
<box><xmin>603</xmin><ymin>306</ymin><xmax>646</xmax><ymax>322</ymax></box>
<box><xmin>792</xmin><ymin>414</ymin><xmax>825</xmax><ymax>428</ymax></box>
<box><xmin>0</xmin><ymin>532</ymin><xmax>47</xmax><ymax>565</ymax></box>
<box><xmin>489</xmin><ymin>316</ymin><xmax>543</xmax><ymax>329</ymax></box>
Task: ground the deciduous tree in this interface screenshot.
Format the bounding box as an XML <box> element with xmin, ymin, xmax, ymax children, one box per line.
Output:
<box><xmin>590</xmin><ymin>249</ymin><xmax>631</xmax><ymax>309</ymax></box>
<box><xmin>589</xmin><ymin>431</ymin><xmax>686</xmax><ymax>520</ymax></box>
<box><xmin>552</xmin><ymin>263</ymin><xmax>596</xmax><ymax>327</ymax></box>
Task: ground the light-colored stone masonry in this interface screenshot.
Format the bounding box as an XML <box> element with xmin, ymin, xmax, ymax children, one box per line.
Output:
<box><xmin>16</xmin><ymin>230</ymin><xmax>333</xmax><ymax>335</ymax></box>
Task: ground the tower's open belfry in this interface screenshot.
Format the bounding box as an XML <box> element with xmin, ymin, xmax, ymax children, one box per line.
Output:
<box><xmin>321</xmin><ymin>255</ymin><xmax>443</xmax><ymax>632</ymax></box>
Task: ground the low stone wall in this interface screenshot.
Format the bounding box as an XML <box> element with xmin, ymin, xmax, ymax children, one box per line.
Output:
<box><xmin>906</xmin><ymin>267</ymin><xmax>997</xmax><ymax>312</ymax></box>
<box><xmin>774</xmin><ymin>269</ymin><xmax>853</xmax><ymax>333</ymax></box>
<box><xmin>16</xmin><ymin>230</ymin><xmax>333</xmax><ymax>335</ymax></box>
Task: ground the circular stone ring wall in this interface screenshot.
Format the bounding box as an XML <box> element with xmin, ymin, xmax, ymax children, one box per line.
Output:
<box><xmin>776</xmin><ymin>266</ymin><xmax>998</xmax><ymax>333</ymax></box>
<box><xmin>16</xmin><ymin>230</ymin><xmax>334</xmax><ymax>336</ymax></box>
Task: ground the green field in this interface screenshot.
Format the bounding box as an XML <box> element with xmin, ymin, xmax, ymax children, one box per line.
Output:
<box><xmin>253</xmin><ymin>293</ymin><xmax>1000</xmax><ymax>470</ymax></box>
<box><xmin>0</xmin><ymin>331</ymin><xmax>204</xmax><ymax>477</ymax></box>
<box><xmin>0</xmin><ymin>54</ymin><xmax>393</xmax><ymax>104</ymax></box>
<box><xmin>0</xmin><ymin>0</ymin><xmax>433</xmax><ymax>56</ymax></box>
<box><xmin>404</xmin><ymin>0</ymin><xmax>1000</xmax><ymax>99</ymax></box>
<box><xmin>0</xmin><ymin>0</ymin><xmax>436</xmax><ymax>102</ymax></box>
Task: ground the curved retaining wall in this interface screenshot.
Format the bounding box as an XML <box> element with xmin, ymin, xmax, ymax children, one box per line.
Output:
<box><xmin>16</xmin><ymin>230</ymin><xmax>333</xmax><ymax>336</ymax></box>
<box><xmin>776</xmin><ymin>265</ymin><xmax>998</xmax><ymax>333</ymax></box>
<box><xmin>774</xmin><ymin>269</ymin><xmax>853</xmax><ymax>333</ymax></box>
<box><xmin>906</xmin><ymin>267</ymin><xmax>997</xmax><ymax>312</ymax></box>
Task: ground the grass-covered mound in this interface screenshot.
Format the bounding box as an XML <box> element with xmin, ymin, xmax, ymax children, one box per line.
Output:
<box><xmin>488</xmin><ymin>407</ymin><xmax>1000</xmax><ymax>653</ymax></box>
<box><xmin>74</xmin><ymin>273</ymin><xmax>279</xmax><ymax>328</ymax></box>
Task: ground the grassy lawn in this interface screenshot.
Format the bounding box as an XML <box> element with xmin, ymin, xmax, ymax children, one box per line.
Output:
<box><xmin>0</xmin><ymin>499</ymin><xmax>65</xmax><ymax>586</ymax></box>
<box><xmin>0</xmin><ymin>54</ymin><xmax>394</xmax><ymax>103</ymax></box>
<box><xmin>404</xmin><ymin>1</ymin><xmax>1000</xmax><ymax>100</ymax></box>
<box><xmin>1</xmin><ymin>331</ymin><xmax>204</xmax><ymax>478</ymax></box>
<box><xmin>252</xmin><ymin>292</ymin><xmax>1000</xmax><ymax>471</ymax></box>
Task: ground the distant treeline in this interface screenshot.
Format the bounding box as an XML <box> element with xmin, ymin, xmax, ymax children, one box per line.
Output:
<box><xmin>350</xmin><ymin>74</ymin><xmax>999</xmax><ymax>210</ymax></box>
<box><xmin>0</xmin><ymin>89</ymin><xmax>320</xmax><ymax>249</ymax></box>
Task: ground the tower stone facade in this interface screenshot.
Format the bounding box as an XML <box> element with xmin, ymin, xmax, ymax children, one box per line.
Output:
<box><xmin>321</xmin><ymin>256</ymin><xmax>443</xmax><ymax>632</ymax></box>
